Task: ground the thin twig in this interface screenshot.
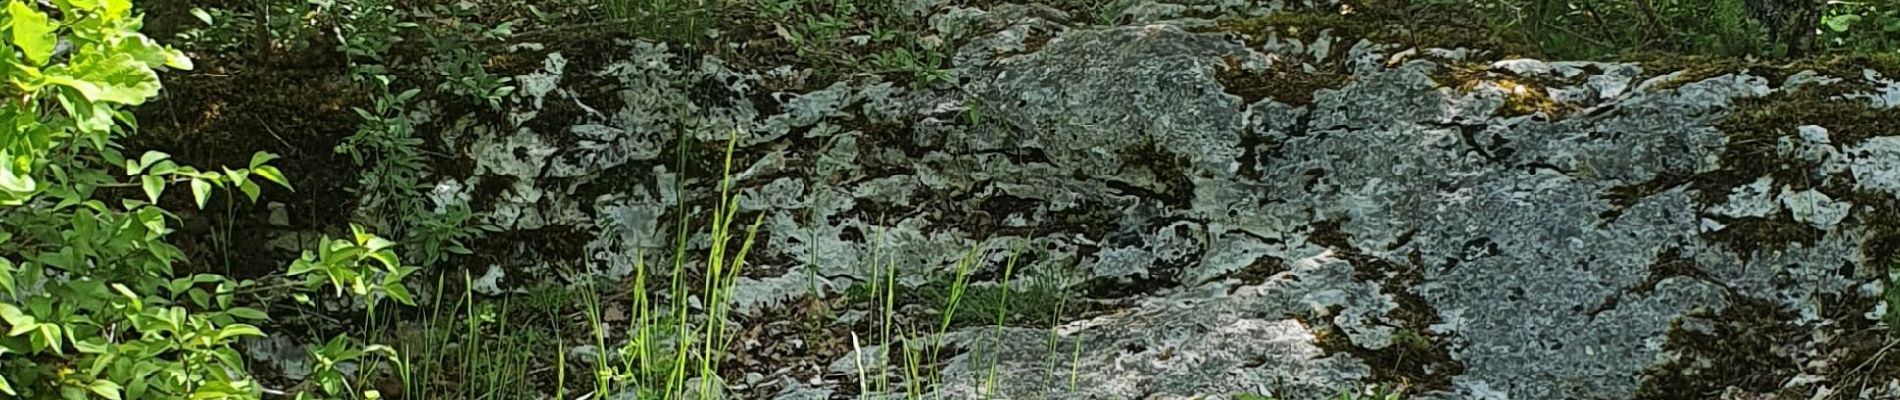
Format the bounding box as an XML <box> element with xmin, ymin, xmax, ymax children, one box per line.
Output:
<box><xmin>252</xmin><ymin>114</ymin><xmax>297</xmax><ymax>154</ymax></box>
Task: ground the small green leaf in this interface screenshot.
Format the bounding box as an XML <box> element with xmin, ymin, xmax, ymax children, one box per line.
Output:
<box><xmin>140</xmin><ymin>175</ymin><xmax>165</xmax><ymax>203</ymax></box>
<box><xmin>137</xmin><ymin>151</ymin><xmax>171</xmax><ymax>173</ymax></box>
<box><xmin>225</xmin><ymin>307</ymin><xmax>269</xmax><ymax>320</ymax></box>
<box><xmin>147</xmin><ymin>160</ymin><xmax>177</xmax><ymax>176</ymax></box>
<box><xmin>111</xmin><ymin>283</ymin><xmax>141</xmax><ymax>310</ymax></box>
<box><xmin>0</xmin><ymin>375</ymin><xmax>14</xmax><ymax>395</ymax></box>
<box><xmin>9</xmin><ymin>1</ymin><xmax>58</xmax><ymax>66</ymax></box>
<box><xmin>251</xmin><ymin>165</ymin><xmax>291</xmax><ymax>190</ymax></box>
<box><xmin>216</xmin><ymin>324</ymin><xmax>264</xmax><ymax>341</ymax></box>
<box><xmin>364</xmin><ymin>236</ymin><xmax>396</xmax><ymax>252</ymax></box>
<box><xmin>190</xmin><ymin>178</ymin><xmax>212</xmax><ymax>208</ymax></box>
<box><xmin>1826</xmin><ymin>14</ymin><xmax>1862</xmax><ymax>32</ymax></box>
<box><xmin>249</xmin><ymin>152</ymin><xmax>279</xmax><ymax>169</ymax></box>
<box><xmin>385</xmin><ymin>284</ymin><xmax>414</xmax><ymax>305</ymax></box>
<box><xmin>368</xmin><ymin>251</ymin><xmax>399</xmax><ymax>270</ymax></box>
<box><xmin>237</xmin><ymin>180</ymin><xmax>261</xmax><ymax>202</ymax></box>
<box><xmin>190</xmin><ymin>7</ymin><xmax>214</xmax><ymax>24</ymax></box>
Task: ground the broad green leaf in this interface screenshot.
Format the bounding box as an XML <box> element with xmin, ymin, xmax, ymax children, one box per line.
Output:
<box><xmin>251</xmin><ymin>165</ymin><xmax>290</xmax><ymax>189</ymax></box>
<box><xmin>162</xmin><ymin>48</ymin><xmax>193</xmax><ymax>71</ymax></box>
<box><xmin>74</xmin><ymin>338</ymin><xmax>108</xmax><ymax>353</ymax></box>
<box><xmin>222</xmin><ymin>167</ymin><xmax>249</xmax><ymax>183</ymax></box>
<box><xmin>237</xmin><ymin>179</ymin><xmax>261</xmax><ymax>202</ymax></box>
<box><xmin>364</xmin><ymin>236</ymin><xmax>395</xmax><ymax>252</ymax></box>
<box><xmin>140</xmin><ymin>175</ymin><xmax>164</xmax><ymax>203</ymax></box>
<box><xmin>73</xmin><ymin>53</ymin><xmax>162</xmax><ymax>105</ymax></box>
<box><xmin>0</xmin><ymin>303</ymin><xmax>30</xmax><ymax>328</ymax></box>
<box><xmin>0</xmin><ymin>157</ymin><xmax>35</xmax><ymax>194</ymax></box>
<box><xmin>190</xmin><ymin>8</ymin><xmax>214</xmax><ymax>24</ymax></box>
<box><xmin>35</xmin><ymin>324</ymin><xmax>59</xmax><ymax>352</ymax></box>
<box><xmin>286</xmin><ymin>259</ymin><xmax>318</xmax><ymax>276</ymax></box>
<box><xmin>249</xmin><ymin>152</ymin><xmax>279</xmax><ymax>168</ymax></box>
<box><xmin>110</xmin><ymin>37</ymin><xmax>192</xmax><ymax>71</ymax></box>
<box><xmin>136</xmin><ymin>151</ymin><xmax>170</xmax><ymax>174</ymax></box>
<box><xmin>61</xmin><ymin>386</ymin><xmax>86</xmax><ymax>400</ymax></box>
<box><xmin>6</xmin><ymin>322</ymin><xmax>34</xmax><ymax>336</ymax></box>
<box><xmin>215</xmin><ymin>324</ymin><xmax>263</xmax><ymax>341</ymax></box>
<box><xmin>88</xmin><ymin>379</ymin><xmax>123</xmax><ymax>400</ymax></box>
<box><xmin>0</xmin><ymin>375</ymin><xmax>13</xmax><ymax>395</ymax></box>
<box><xmin>9</xmin><ymin>1</ymin><xmax>58</xmax><ymax>66</ymax></box>
<box><xmin>147</xmin><ymin>160</ymin><xmax>177</xmax><ymax>176</ymax></box>
<box><xmin>385</xmin><ymin>284</ymin><xmax>414</xmax><ymax>305</ymax></box>
<box><xmin>368</xmin><ymin>250</ymin><xmax>398</xmax><ymax>270</ymax></box>
<box><xmin>191</xmin><ymin>178</ymin><xmax>211</xmax><ymax>208</ymax></box>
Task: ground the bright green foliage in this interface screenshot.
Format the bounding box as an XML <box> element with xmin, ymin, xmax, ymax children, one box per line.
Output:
<box><xmin>0</xmin><ymin>0</ymin><xmax>410</xmax><ymax>397</ymax></box>
<box><xmin>287</xmin><ymin>225</ymin><xmax>420</xmax><ymax>306</ymax></box>
<box><xmin>296</xmin><ymin>335</ymin><xmax>400</xmax><ymax>400</ymax></box>
<box><xmin>1820</xmin><ymin>0</ymin><xmax>1900</xmax><ymax>53</ymax></box>
<box><xmin>325</xmin><ymin>0</ymin><xmax>494</xmax><ymax>270</ymax></box>
<box><xmin>279</xmin><ymin>229</ymin><xmax>416</xmax><ymax>400</ymax></box>
<box><xmin>574</xmin><ymin>133</ymin><xmax>765</xmax><ymax>400</ymax></box>
<box><xmin>335</xmin><ymin>74</ymin><xmax>494</xmax><ymax>269</ymax></box>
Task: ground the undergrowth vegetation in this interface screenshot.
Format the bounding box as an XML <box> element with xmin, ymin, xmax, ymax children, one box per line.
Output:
<box><xmin>1410</xmin><ymin>0</ymin><xmax>1900</xmax><ymax>58</ymax></box>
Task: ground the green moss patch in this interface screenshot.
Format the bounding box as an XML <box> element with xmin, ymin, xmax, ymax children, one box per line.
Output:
<box><xmin>1307</xmin><ymin>220</ymin><xmax>1466</xmax><ymax>393</ymax></box>
<box><xmin>1215</xmin><ymin>56</ymin><xmax>1354</xmax><ymax>107</ymax></box>
<box><xmin>1635</xmin><ymin>292</ymin><xmax>1888</xmax><ymax>399</ymax></box>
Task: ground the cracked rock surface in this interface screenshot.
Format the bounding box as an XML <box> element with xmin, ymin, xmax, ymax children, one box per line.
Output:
<box><xmin>407</xmin><ymin>1</ymin><xmax>1900</xmax><ymax>398</ymax></box>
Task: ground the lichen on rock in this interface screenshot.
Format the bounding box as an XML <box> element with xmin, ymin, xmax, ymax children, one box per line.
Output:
<box><xmin>423</xmin><ymin>3</ymin><xmax>1899</xmax><ymax>399</ymax></box>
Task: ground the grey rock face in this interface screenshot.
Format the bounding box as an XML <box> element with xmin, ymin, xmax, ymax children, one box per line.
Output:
<box><xmin>440</xmin><ymin>7</ymin><xmax>1895</xmax><ymax>400</ymax></box>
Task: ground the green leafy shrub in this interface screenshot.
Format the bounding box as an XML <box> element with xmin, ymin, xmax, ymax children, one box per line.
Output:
<box><xmin>421</xmin><ymin>1</ymin><xmax>517</xmax><ymax>109</ymax></box>
<box><xmin>336</xmin><ymin>75</ymin><xmax>429</xmax><ymax>236</ymax></box>
<box><xmin>0</xmin><ymin>0</ymin><xmax>411</xmax><ymax>397</ymax></box>
<box><xmin>172</xmin><ymin>0</ymin><xmax>329</xmax><ymax>56</ymax></box>
<box><xmin>1820</xmin><ymin>0</ymin><xmax>1900</xmax><ymax>53</ymax></box>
